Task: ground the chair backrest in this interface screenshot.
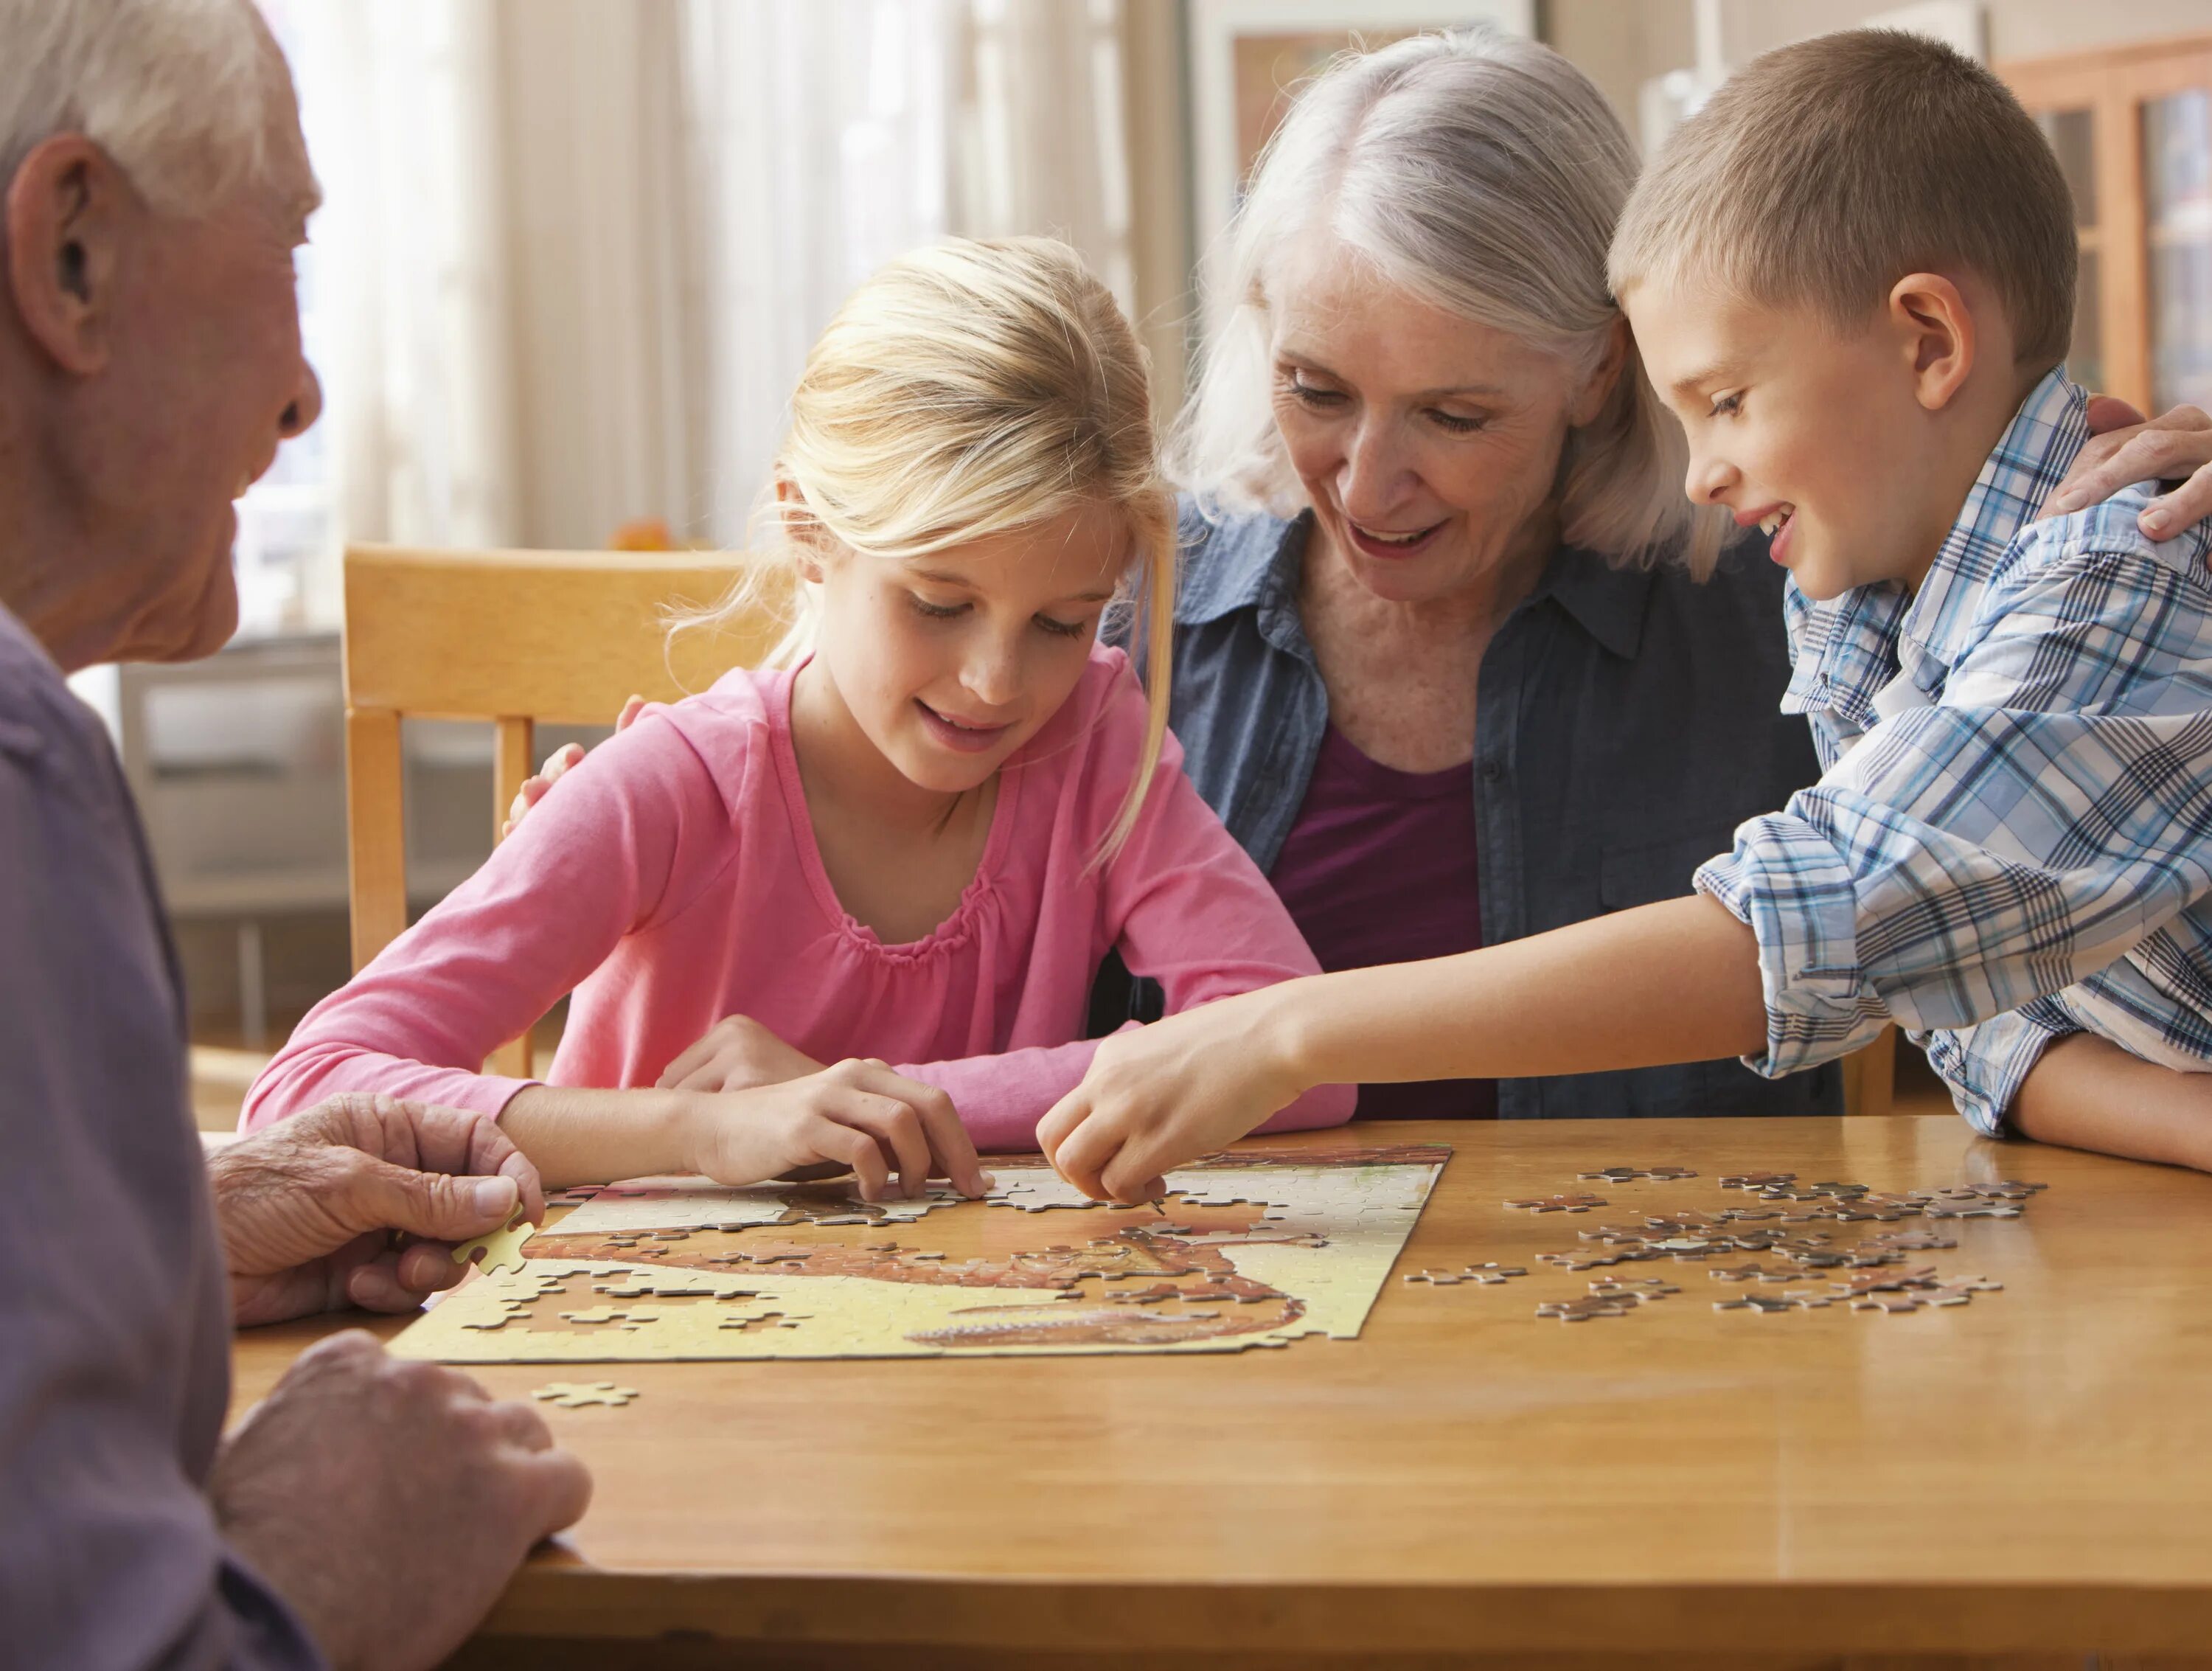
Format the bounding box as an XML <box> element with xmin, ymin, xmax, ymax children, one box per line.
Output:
<box><xmin>341</xmin><ymin>543</ymin><xmax>785</xmax><ymax>1076</ymax></box>
<box><xmin>1840</xmin><ymin>1025</ymin><xmax>1896</xmax><ymax>1118</ymax></box>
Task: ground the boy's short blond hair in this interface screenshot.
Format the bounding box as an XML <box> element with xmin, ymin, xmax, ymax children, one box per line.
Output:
<box><xmin>1610</xmin><ymin>29</ymin><xmax>2076</xmax><ymax>369</ymax></box>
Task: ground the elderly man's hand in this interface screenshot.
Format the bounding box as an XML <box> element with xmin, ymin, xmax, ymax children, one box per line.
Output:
<box><xmin>209</xmin><ymin>1094</ymin><xmax>546</xmax><ymax>1327</ymax></box>
<box><xmin>212</xmin><ymin>1332</ymin><xmax>592</xmax><ymax>1671</ymax></box>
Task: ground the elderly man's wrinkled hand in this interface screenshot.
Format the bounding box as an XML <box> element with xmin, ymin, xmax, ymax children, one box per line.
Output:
<box><xmin>212</xmin><ymin>1332</ymin><xmax>591</xmax><ymax>1671</ymax></box>
<box><xmin>209</xmin><ymin>1094</ymin><xmax>546</xmax><ymax>1327</ymax></box>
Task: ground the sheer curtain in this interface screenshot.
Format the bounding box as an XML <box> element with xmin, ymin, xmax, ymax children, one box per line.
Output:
<box><xmin>678</xmin><ymin>0</ymin><xmax>954</xmax><ymax>546</ymax></box>
<box><xmin>280</xmin><ymin>0</ymin><xmax>1152</xmax><ymax>577</ymax></box>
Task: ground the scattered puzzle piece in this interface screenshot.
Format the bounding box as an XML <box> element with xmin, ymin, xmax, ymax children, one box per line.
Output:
<box><xmin>1505</xmin><ymin>1193</ymin><xmax>1607</xmax><ymax>1214</ymax></box>
<box><xmin>532</xmin><ymin>1380</ymin><xmax>638</xmax><ymax>1408</ymax></box>
<box><xmin>1577</xmin><ymin>1165</ymin><xmax>1698</xmax><ymax>1183</ymax></box>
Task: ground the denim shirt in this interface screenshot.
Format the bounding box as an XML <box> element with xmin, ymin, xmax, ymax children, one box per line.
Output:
<box><xmin>1102</xmin><ymin>498</ymin><xmax>1842</xmax><ymax>1122</ymax></box>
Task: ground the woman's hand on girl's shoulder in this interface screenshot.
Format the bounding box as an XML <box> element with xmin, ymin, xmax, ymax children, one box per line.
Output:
<box><xmin>500</xmin><ymin>695</ymin><xmax>647</xmax><ymax>839</ymax></box>
<box><xmin>2042</xmin><ymin>400</ymin><xmax>2212</xmax><ymax>541</ymax></box>
<box><xmin>678</xmin><ymin>1058</ymin><xmax>995</xmax><ymax>1203</ymax></box>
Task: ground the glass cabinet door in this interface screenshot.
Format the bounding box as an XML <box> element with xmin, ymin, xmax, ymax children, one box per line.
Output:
<box><xmin>2145</xmin><ymin>86</ymin><xmax>2212</xmax><ymax>414</ymax></box>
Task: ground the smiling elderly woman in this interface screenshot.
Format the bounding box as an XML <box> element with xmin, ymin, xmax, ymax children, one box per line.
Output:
<box><xmin>1096</xmin><ymin>29</ymin><xmax>1826</xmax><ymax>1121</ymax></box>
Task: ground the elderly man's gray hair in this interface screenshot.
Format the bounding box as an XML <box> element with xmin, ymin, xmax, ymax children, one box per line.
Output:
<box><xmin>1174</xmin><ymin>28</ymin><xmax>1729</xmax><ymax>577</ymax></box>
<box><xmin>0</xmin><ymin>0</ymin><xmax>286</xmax><ymax>215</ymax></box>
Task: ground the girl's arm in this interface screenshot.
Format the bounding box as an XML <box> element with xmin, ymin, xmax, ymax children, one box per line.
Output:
<box><xmin>241</xmin><ymin>714</ymin><xmax>714</xmax><ymax>1131</ymax></box>
<box><xmin>246</xmin><ymin>715</ymin><xmax>991</xmax><ymax>1196</ymax></box>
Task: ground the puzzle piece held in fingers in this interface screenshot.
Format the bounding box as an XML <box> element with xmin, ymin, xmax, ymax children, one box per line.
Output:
<box><xmin>452</xmin><ymin>1215</ymin><xmax>537</xmax><ymax>1277</ymax></box>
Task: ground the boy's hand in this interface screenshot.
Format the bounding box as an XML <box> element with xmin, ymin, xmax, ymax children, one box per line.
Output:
<box><xmin>656</xmin><ymin>1013</ymin><xmax>827</xmax><ymax>1094</ymax></box>
<box><xmin>679</xmin><ymin>1059</ymin><xmax>994</xmax><ymax>1201</ymax></box>
<box><xmin>1037</xmin><ymin>990</ymin><xmax>1308</xmax><ymax>1204</ymax></box>
<box><xmin>501</xmin><ymin>695</ymin><xmax>647</xmax><ymax>838</ymax></box>
<box><xmin>2042</xmin><ymin>399</ymin><xmax>2212</xmax><ymax>540</ymax></box>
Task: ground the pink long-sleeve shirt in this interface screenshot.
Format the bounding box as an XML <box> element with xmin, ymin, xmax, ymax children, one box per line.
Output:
<box><xmin>244</xmin><ymin>647</ymin><xmax>1353</xmax><ymax>1150</ymax></box>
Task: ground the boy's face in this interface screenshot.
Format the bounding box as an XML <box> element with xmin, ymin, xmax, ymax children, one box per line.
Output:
<box><xmin>1627</xmin><ymin>272</ymin><xmax>1954</xmax><ymax>600</ymax></box>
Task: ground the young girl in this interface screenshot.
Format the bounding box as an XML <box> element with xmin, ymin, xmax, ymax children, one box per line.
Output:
<box><xmin>243</xmin><ymin>237</ymin><xmax>1353</xmax><ymax>1192</ymax></box>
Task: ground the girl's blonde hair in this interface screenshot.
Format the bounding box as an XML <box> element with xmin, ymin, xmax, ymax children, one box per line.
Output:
<box><xmin>681</xmin><ymin>236</ymin><xmax>1175</xmax><ymax>864</ymax></box>
<box><xmin>1173</xmin><ymin>28</ymin><xmax>1730</xmax><ymax>577</ymax></box>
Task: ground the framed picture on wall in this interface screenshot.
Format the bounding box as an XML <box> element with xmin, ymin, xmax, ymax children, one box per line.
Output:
<box><xmin>1186</xmin><ymin>0</ymin><xmax>1537</xmax><ymax>266</ymax></box>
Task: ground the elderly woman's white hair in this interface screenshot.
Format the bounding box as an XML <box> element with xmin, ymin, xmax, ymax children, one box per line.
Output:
<box><xmin>1174</xmin><ymin>28</ymin><xmax>1729</xmax><ymax>577</ymax></box>
<box><xmin>0</xmin><ymin>0</ymin><xmax>289</xmax><ymax>215</ymax></box>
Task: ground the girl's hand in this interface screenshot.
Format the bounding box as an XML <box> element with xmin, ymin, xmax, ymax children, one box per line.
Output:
<box><xmin>501</xmin><ymin>695</ymin><xmax>647</xmax><ymax>838</ymax></box>
<box><xmin>1037</xmin><ymin>989</ymin><xmax>1310</xmax><ymax>1204</ymax></box>
<box><xmin>2041</xmin><ymin>399</ymin><xmax>2212</xmax><ymax>540</ymax></box>
<box><xmin>656</xmin><ymin>1013</ymin><xmax>827</xmax><ymax>1094</ymax></box>
<box><xmin>681</xmin><ymin>1058</ymin><xmax>995</xmax><ymax>1201</ymax></box>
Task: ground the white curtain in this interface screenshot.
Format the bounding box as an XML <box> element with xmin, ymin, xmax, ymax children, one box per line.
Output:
<box><xmin>283</xmin><ymin>0</ymin><xmax>1147</xmax><ymax>575</ymax></box>
<box><xmin>678</xmin><ymin>0</ymin><xmax>954</xmax><ymax>546</ymax></box>
<box><xmin>296</xmin><ymin>0</ymin><xmax>523</xmax><ymax>563</ymax></box>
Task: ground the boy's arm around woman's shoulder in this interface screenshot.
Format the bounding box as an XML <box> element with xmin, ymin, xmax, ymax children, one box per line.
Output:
<box><xmin>240</xmin><ymin>707</ymin><xmax>736</xmax><ymax>1130</ymax></box>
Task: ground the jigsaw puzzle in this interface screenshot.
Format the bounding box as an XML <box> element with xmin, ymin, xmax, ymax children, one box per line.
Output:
<box><xmin>392</xmin><ymin>1142</ymin><xmax>1448</xmax><ymax>1363</ymax></box>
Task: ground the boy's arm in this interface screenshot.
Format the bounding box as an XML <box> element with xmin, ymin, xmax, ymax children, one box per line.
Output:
<box><xmin>1041</xmin><ymin>539</ymin><xmax>2212</xmax><ymax>1200</ymax></box>
<box><xmin>1040</xmin><ymin>893</ymin><xmax>1767</xmax><ymax>1201</ymax></box>
<box><xmin>2011</xmin><ymin>1032</ymin><xmax>2212</xmax><ymax>1172</ymax></box>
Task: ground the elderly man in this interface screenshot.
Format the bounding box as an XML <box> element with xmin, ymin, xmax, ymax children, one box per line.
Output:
<box><xmin>0</xmin><ymin>4</ymin><xmax>589</xmax><ymax>1669</ymax></box>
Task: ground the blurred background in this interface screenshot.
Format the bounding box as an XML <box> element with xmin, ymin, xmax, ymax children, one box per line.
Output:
<box><xmin>100</xmin><ymin>0</ymin><xmax>2211</xmax><ymax>1112</ymax></box>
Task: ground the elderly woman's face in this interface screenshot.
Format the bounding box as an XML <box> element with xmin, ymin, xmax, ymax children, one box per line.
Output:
<box><xmin>1268</xmin><ymin>237</ymin><xmax>1607</xmax><ymax>606</ymax></box>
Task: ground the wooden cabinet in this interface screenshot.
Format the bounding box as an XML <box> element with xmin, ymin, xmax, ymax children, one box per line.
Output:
<box><xmin>2004</xmin><ymin>33</ymin><xmax>2212</xmax><ymax>417</ymax></box>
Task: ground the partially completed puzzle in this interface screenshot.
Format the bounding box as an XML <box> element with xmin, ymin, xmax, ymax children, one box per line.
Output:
<box><xmin>392</xmin><ymin>1142</ymin><xmax>1448</xmax><ymax>1362</ymax></box>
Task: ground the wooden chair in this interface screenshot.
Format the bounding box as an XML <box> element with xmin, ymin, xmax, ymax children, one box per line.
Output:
<box><xmin>341</xmin><ymin>543</ymin><xmax>785</xmax><ymax>1076</ymax></box>
<box><xmin>1840</xmin><ymin>1026</ymin><xmax>1897</xmax><ymax>1117</ymax></box>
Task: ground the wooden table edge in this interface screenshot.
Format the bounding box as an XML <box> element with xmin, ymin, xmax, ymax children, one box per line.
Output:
<box><xmin>484</xmin><ymin>1569</ymin><xmax>2212</xmax><ymax>1654</ymax></box>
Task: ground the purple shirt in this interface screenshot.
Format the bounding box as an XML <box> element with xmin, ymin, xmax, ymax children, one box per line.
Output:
<box><xmin>1267</xmin><ymin>723</ymin><xmax>1499</xmax><ymax>1120</ymax></box>
<box><xmin>0</xmin><ymin>606</ymin><xmax>320</xmax><ymax>1669</ymax></box>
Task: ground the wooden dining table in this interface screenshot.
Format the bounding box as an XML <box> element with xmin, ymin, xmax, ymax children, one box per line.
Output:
<box><xmin>228</xmin><ymin>1116</ymin><xmax>2212</xmax><ymax>1670</ymax></box>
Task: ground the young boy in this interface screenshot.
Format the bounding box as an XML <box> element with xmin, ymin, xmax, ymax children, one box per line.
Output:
<box><xmin>1037</xmin><ymin>29</ymin><xmax>2212</xmax><ymax>1204</ymax></box>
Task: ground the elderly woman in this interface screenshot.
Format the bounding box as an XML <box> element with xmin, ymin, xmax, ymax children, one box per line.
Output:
<box><xmin>1091</xmin><ymin>30</ymin><xmax>1812</xmax><ymax>1122</ymax></box>
<box><xmin>519</xmin><ymin>30</ymin><xmax>2212</xmax><ymax>1128</ymax></box>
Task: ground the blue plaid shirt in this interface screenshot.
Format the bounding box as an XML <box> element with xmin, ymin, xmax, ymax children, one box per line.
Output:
<box><xmin>1695</xmin><ymin>369</ymin><xmax>2212</xmax><ymax>1132</ymax></box>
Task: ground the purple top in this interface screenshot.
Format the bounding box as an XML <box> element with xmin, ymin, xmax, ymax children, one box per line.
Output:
<box><xmin>0</xmin><ymin>606</ymin><xmax>321</xmax><ymax>1668</ymax></box>
<box><xmin>1267</xmin><ymin>723</ymin><xmax>1498</xmax><ymax>1120</ymax></box>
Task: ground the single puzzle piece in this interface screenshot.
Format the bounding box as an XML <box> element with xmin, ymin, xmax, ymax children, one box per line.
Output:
<box><xmin>451</xmin><ymin>1215</ymin><xmax>537</xmax><ymax>1277</ymax></box>
<box><xmin>532</xmin><ymin>1380</ymin><xmax>639</xmax><ymax>1408</ymax></box>
<box><xmin>1851</xmin><ymin>1292</ymin><xmax>1927</xmax><ymax>1313</ymax></box>
<box><xmin>1863</xmin><ymin>1230</ymin><xmax>1958</xmax><ymax>1253</ymax></box>
<box><xmin>1576</xmin><ymin>1165</ymin><xmax>1698</xmax><ymax>1184</ymax></box>
<box><xmin>1717</xmin><ymin>1171</ymin><xmax>1795</xmax><ymax>1192</ymax></box>
<box><xmin>1922</xmin><ymin>1201</ymin><xmax>2023</xmax><ymax>1220</ymax></box>
<box><xmin>1714</xmin><ymin>1292</ymin><xmax>1806</xmax><ymax>1314</ymax></box>
<box><xmin>1404</xmin><ymin>1262</ymin><xmax>1526</xmax><ymax>1286</ymax></box>
<box><xmin>1706</xmin><ymin>1263</ymin><xmax>1800</xmax><ymax>1285</ymax></box>
<box><xmin>1826</xmin><ymin>1265</ymin><xmax>1940</xmax><ymax>1299</ymax></box>
<box><xmin>1536</xmin><ymin>1295</ymin><xmax>1637</xmax><ymax>1321</ymax></box>
<box><xmin>1505</xmin><ymin>1193</ymin><xmax>1607</xmax><ymax>1214</ymax></box>
<box><xmin>1587</xmin><ymin>1279</ymin><xmax>1678</xmax><ymax>1301</ymax></box>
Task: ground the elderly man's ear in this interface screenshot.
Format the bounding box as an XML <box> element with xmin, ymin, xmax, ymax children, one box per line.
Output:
<box><xmin>4</xmin><ymin>134</ymin><xmax>131</xmax><ymax>378</ymax></box>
